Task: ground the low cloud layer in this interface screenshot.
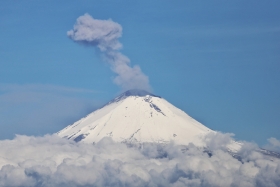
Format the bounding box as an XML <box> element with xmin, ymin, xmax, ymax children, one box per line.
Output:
<box><xmin>67</xmin><ymin>14</ymin><xmax>151</xmax><ymax>91</ymax></box>
<box><xmin>0</xmin><ymin>133</ymin><xmax>279</xmax><ymax>187</ymax></box>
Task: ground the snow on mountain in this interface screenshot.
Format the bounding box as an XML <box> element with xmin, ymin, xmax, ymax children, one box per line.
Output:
<box><xmin>57</xmin><ymin>89</ymin><xmax>239</xmax><ymax>149</ymax></box>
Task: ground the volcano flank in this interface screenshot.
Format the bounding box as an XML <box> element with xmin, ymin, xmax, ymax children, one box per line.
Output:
<box><xmin>57</xmin><ymin>89</ymin><xmax>214</xmax><ymax>147</ymax></box>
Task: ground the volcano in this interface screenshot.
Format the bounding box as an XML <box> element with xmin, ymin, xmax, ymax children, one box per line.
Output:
<box><xmin>57</xmin><ymin>89</ymin><xmax>215</xmax><ymax>147</ymax></box>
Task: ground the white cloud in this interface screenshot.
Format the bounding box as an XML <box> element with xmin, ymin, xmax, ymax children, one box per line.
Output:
<box><xmin>203</xmin><ymin>132</ymin><xmax>234</xmax><ymax>151</ymax></box>
<box><xmin>0</xmin><ymin>134</ymin><xmax>279</xmax><ymax>187</ymax></box>
<box><xmin>263</xmin><ymin>137</ymin><xmax>280</xmax><ymax>153</ymax></box>
<box><xmin>268</xmin><ymin>138</ymin><xmax>280</xmax><ymax>148</ymax></box>
<box><xmin>68</xmin><ymin>14</ymin><xmax>151</xmax><ymax>91</ymax></box>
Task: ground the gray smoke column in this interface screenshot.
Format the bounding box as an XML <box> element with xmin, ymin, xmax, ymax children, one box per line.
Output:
<box><xmin>67</xmin><ymin>13</ymin><xmax>151</xmax><ymax>91</ymax></box>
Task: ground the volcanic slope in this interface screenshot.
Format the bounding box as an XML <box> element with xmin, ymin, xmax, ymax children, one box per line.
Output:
<box><xmin>57</xmin><ymin>90</ymin><xmax>214</xmax><ymax>147</ymax></box>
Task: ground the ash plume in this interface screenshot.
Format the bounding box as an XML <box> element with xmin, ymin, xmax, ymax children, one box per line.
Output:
<box><xmin>67</xmin><ymin>13</ymin><xmax>151</xmax><ymax>91</ymax></box>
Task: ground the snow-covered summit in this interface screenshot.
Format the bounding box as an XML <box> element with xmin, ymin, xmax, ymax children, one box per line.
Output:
<box><xmin>106</xmin><ymin>89</ymin><xmax>160</xmax><ymax>105</ymax></box>
<box><xmin>57</xmin><ymin>89</ymin><xmax>215</xmax><ymax>146</ymax></box>
<box><xmin>118</xmin><ymin>89</ymin><xmax>159</xmax><ymax>98</ymax></box>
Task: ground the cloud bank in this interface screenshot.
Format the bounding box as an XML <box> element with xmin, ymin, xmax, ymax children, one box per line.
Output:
<box><xmin>0</xmin><ymin>133</ymin><xmax>279</xmax><ymax>187</ymax></box>
<box><xmin>67</xmin><ymin>14</ymin><xmax>151</xmax><ymax>91</ymax></box>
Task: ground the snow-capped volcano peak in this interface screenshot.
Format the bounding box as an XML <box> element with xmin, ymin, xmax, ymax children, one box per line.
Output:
<box><xmin>57</xmin><ymin>90</ymin><xmax>213</xmax><ymax>146</ymax></box>
<box><xmin>106</xmin><ymin>89</ymin><xmax>160</xmax><ymax>105</ymax></box>
<box><xmin>118</xmin><ymin>89</ymin><xmax>159</xmax><ymax>98</ymax></box>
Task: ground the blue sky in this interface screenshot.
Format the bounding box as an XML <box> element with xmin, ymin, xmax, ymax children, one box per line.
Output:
<box><xmin>0</xmin><ymin>0</ymin><xmax>279</xmax><ymax>145</ymax></box>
